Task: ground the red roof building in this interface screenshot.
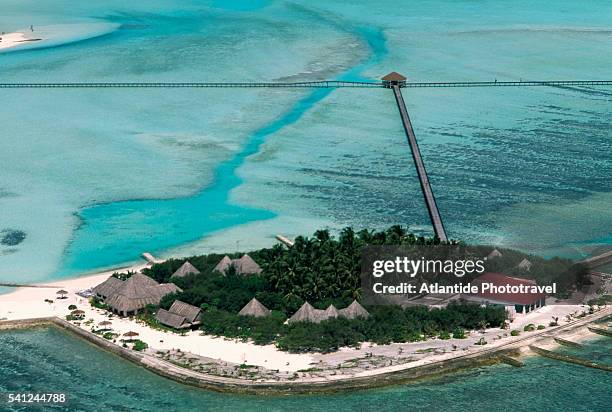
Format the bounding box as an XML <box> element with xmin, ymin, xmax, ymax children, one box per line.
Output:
<box><xmin>464</xmin><ymin>272</ymin><xmax>546</xmax><ymax>314</ymax></box>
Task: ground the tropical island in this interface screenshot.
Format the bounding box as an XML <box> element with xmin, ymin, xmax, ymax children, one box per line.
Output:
<box><xmin>0</xmin><ymin>226</ymin><xmax>609</xmax><ymax>392</ymax></box>
<box><xmin>126</xmin><ymin>227</ymin><xmax>515</xmax><ymax>353</ymax></box>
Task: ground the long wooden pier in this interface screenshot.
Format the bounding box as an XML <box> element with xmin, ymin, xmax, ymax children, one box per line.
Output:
<box><xmin>390</xmin><ymin>84</ymin><xmax>447</xmax><ymax>241</ymax></box>
<box><xmin>0</xmin><ymin>81</ymin><xmax>379</xmax><ymax>89</ymax></box>
<box><xmin>3</xmin><ymin>75</ymin><xmax>611</xmax><ymax>241</ymax></box>
<box><xmin>0</xmin><ymin>80</ymin><xmax>611</xmax><ymax>89</ymax></box>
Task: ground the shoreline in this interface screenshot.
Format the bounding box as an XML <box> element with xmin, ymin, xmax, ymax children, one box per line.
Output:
<box><xmin>1</xmin><ymin>306</ymin><xmax>609</xmax><ymax>394</ymax></box>
<box><xmin>0</xmin><ymin>261</ymin><xmax>609</xmax><ymax>394</ymax></box>
<box><xmin>1</xmin><ymin>312</ymin><xmax>609</xmax><ymax>394</ymax></box>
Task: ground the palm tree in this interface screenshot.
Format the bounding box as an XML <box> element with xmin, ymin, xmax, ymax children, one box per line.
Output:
<box><xmin>314</xmin><ymin>229</ymin><xmax>331</xmax><ymax>243</ymax></box>
<box><xmin>386</xmin><ymin>225</ymin><xmax>406</xmax><ymax>243</ymax></box>
<box><xmin>339</xmin><ymin>227</ymin><xmax>355</xmax><ymax>247</ymax></box>
<box><xmin>357</xmin><ymin>229</ymin><xmax>374</xmax><ymax>244</ymax></box>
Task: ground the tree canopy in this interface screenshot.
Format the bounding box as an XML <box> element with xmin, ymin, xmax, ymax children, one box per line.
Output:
<box><xmin>134</xmin><ymin>225</ymin><xmax>581</xmax><ymax>352</ymax></box>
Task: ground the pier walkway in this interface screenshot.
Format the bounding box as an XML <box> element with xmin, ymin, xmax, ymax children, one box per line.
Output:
<box><xmin>391</xmin><ymin>84</ymin><xmax>447</xmax><ymax>242</ymax></box>
<box><xmin>3</xmin><ymin>74</ymin><xmax>611</xmax><ymax>240</ymax></box>
<box><xmin>0</xmin><ymin>80</ymin><xmax>611</xmax><ymax>89</ymax></box>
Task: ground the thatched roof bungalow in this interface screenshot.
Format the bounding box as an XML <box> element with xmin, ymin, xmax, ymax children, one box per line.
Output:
<box><xmin>487</xmin><ymin>249</ymin><xmax>502</xmax><ymax>259</ymax></box>
<box><xmin>171</xmin><ymin>261</ymin><xmax>200</xmax><ymax>279</ymax></box>
<box><xmin>213</xmin><ymin>255</ymin><xmax>232</xmax><ymax>273</ymax></box>
<box><xmin>155</xmin><ymin>300</ymin><xmax>201</xmax><ymax>329</ymax></box>
<box><xmin>238</xmin><ymin>298</ymin><xmax>271</xmax><ymax>318</ymax></box>
<box><xmin>94</xmin><ymin>273</ymin><xmax>181</xmax><ymax>317</ymax></box>
<box><xmin>93</xmin><ymin>276</ymin><xmax>124</xmax><ymax>299</ymax></box>
<box><xmin>323</xmin><ymin>304</ymin><xmax>339</xmax><ymax>319</ymax></box>
<box><xmin>168</xmin><ymin>300</ymin><xmax>201</xmax><ymax>324</ymax></box>
<box><xmin>288</xmin><ymin>302</ymin><xmax>324</xmax><ymax>324</ymax></box>
<box><xmin>155</xmin><ymin>309</ymin><xmax>191</xmax><ymax>329</ymax></box>
<box><xmin>234</xmin><ymin>255</ymin><xmax>262</xmax><ymax>274</ymax></box>
<box><xmin>288</xmin><ymin>300</ymin><xmax>369</xmax><ymax>324</ymax></box>
<box><xmin>518</xmin><ymin>258</ymin><xmax>532</xmax><ymax>271</ymax></box>
<box><xmin>213</xmin><ymin>254</ymin><xmax>262</xmax><ymax>275</ymax></box>
<box><xmin>338</xmin><ymin>300</ymin><xmax>370</xmax><ymax>319</ymax></box>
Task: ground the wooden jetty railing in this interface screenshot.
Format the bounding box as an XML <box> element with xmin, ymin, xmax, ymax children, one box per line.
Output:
<box><xmin>2</xmin><ymin>77</ymin><xmax>610</xmax><ymax>241</ymax></box>
<box><xmin>0</xmin><ymin>81</ymin><xmax>380</xmax><ymax>89</ymax></box>
<box><xmin>0</xmin><ymin>80</ymin><xmax>611</xmax><ymax>89</ymax></box>
<box><xmin>402</xmin><ymin>80</ymin><xmax>612</xmax><ymax>88</ymax></box>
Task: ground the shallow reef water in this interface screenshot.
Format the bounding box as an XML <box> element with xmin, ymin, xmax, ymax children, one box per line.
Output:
<box><xmin>0</xmin><ymin>0</ymin><xmax>610</xmax><ymax>283</ymax></box>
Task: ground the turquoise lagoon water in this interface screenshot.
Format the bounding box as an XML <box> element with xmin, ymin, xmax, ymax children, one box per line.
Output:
<box><xmin>0</xmin><ymin>0</ymin><xmax>611</xmax><ymax>283</ymax></box>
<box><xmin>0</xmin><ymin>326</ymin><xmax>611</xmax><ymax>411</ymax></box>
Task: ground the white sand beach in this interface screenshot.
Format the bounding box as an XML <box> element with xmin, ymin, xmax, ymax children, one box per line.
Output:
<box><xmin>0</xmin><ymin>30</ymin><xmax>41</xmax><ymax>51</ymax></box>
<box><xmin>0</xmin><ymin>265</ymin><xmax>314</xmax><ymax>372</ymax></box>
<box><xmin>0</xmin><ymin>23</ymin><xmax>120</xmax><ymax>54</ymax></box>
<box><xmin>0</xmin><ymin>263</ymin><xmax>608</xmax><ymax>380</ymax></box>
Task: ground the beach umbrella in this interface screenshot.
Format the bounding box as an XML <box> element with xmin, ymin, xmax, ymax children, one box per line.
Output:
<box><xmin>56</xmin><ymin>290</ymin><xmax>68</xmax><ymax>299</ymax></box>
<box><xmin>123</xmin><ymin>331</ymin><xmax>139</xmax><ymax>341</ymax></box>
<box><xmin>98</xmin><ymin>320</ymin><xmax>112</xmax><ymax>330</ymax></box>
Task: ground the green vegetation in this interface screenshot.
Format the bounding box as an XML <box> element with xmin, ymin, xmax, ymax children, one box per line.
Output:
<box><xmin>452</xmin><ymin>328</ymin><xmax>467</xmax><ymax>339</ymax></box>
<box><xmin>130</xmin><ymin>225</ymin><xmax>588</xmax><ymax>353</ymax></box>
<box><xmin>511</xmin><ymin>330</ymin><xmax>520</xmax><ymax>336</ymax></box>
<box><xmin>132</xmin><ymin>340</ymin><xmax>148</xmax><ymax>352</ymax></box>
<box><xmin>199</xmin><ymin>303</ymin><xmax>504</xmax><ymax>353</ymax></box>
<box><xmin>102</xmin><ymin>332</ymin><xmax>118</xmax><ymax>340</ymax></box>
<box><xmin>68</xmin><ymin>304</ymin><xmax>77</xmax><ymax>310</ymax></box>
<box><xmin>524</xmin><ymin>324</ymin><xmax>536</xmax><ymax>332</ymax></box>
<box><xmin>90</xmin><ymin>297</ymin><xmax>108</xmax><ymax>310</ymax></box>
<box><xmin>112</xmin><ymin>270</ymin><xmax>137</xmax><ymax>281</ymax></box>
<box><xmin>439</xmin><ymin>330</ymin><xmax>451</xmax><ymax>340</ymax></box>
<box><xmin>537</xmin><ymin>324</ymin><xmax>546</xmax><ymax>330</ymax></box>
<box><xmin>149</xmin><ymin>226</ymin><xmax>445</xmax><ymax>314</ymax></box>
<box><xmin>200</xmin><ymin>309</ymin><xmax>286</xmax><ymax>345</ymax></box>
<box><xmin>588</xmin><ymin>295</ymin><xmax>612</xmax><ymax>307</ymax></box>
